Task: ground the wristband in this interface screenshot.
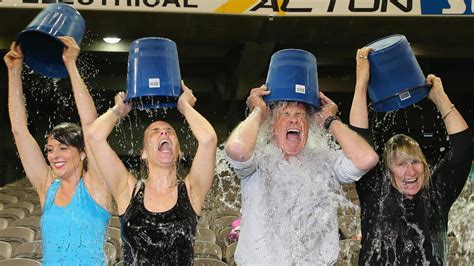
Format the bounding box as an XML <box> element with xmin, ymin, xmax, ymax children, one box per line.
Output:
<box><xmin>324</xmin><ymin>115</ymin><xmax>341</xmax><ymax>130</ymax></box>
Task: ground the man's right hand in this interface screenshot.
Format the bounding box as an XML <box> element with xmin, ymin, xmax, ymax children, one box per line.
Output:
<box><xmin>246</xmin><ymin>85</ymin><xmax>270</xmax><ymax>120</ymax></box>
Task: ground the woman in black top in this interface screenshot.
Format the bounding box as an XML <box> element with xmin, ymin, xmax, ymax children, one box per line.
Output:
<box><xmin>349</xmin><ymin>47</ymin><xmax>472</xmax><ymax>265</ymax></box>
<box><xmin>86</xmin><ymin>83</ymin><xmax>217</xmax><ymax>265</ymax></box>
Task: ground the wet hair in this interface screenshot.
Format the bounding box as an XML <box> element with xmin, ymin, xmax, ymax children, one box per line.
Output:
<box><xmin>383</xmin><ymin>134</ymin><xmax>430</xmax><ymax>189</ymax></box>
<box><xmin>268</xmin><ymin>101</ymin><xmax>316</xmax><ymax>117</ymax></box>
<box><xmin>139</xmin><ymin>121</ymin><xmax>182</xmax><ymax>179</ymax></box>
<box><xmin>48</xmin><ymin>122</ymin><xmax>85</xmax><ymax>152</ymax></box>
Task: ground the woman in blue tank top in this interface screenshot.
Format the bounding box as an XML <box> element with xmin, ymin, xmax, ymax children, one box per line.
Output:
<box><xmin>5</xmin><ymin>37</ymin><xmax>112</xmax><ymax>265</ymax></box>
<box><xmin>86</xmin><ymin>84</ymin><xmax>217</xmax><ymax>264</ymax></box>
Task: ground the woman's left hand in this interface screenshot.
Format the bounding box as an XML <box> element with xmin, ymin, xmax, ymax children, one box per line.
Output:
<box><xmin>59</xmin><ymin>36</ymin><xmax>80</xmax><ymax>64</ymax></box>
<box><xmin>316</xmin><ymin>92</ymin><xmax>338</xmax><ymax>126</ymax></box>
<box><xmin>426</xmin><ymin>74</ymin><xmax>445</xmax><ymax>102</ymax></box>
<box><xmin>113</xmin><ymin>92</ymin><xmax>132</xmax><ymax>118</ymax></box>
<box><xmin>178</xmin><ymin>81</ymin><xmax>196</xmax><ymax>113</ymax></box>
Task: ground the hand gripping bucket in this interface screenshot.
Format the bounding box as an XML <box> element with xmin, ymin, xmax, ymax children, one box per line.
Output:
<box><xmin>264</xmin><ymin>49</ymin><xmax>320</xmax><ymax>109</ymax></box>
<box><xmin>16</xmin><ymin>3</ymin><xmax>85</xmax><ymax>78</ymax></box>
<box><xmin>126</xmin><ymin>37</ymin><xmax>182</xmax><ymax>109</ymax></box>
<box><xmin>367</xmin><ymin>34</ymin><xmax>431</xmax><ymax>112</ymax></box>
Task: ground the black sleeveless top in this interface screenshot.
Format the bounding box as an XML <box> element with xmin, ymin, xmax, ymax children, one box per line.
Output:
<box><xmin>120</xmin><ymin>180</ymin><xmax>198</xmax><ymax>265</ymax></box>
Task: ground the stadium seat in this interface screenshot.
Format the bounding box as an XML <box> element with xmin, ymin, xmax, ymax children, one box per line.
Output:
<box><xmin>104</xmin><ymin>241</ymin><xmax>117</xmax><ymax>266</ymax></box>
<box><xmin>11</xmin><ymin>217</ymin><xmax>41</xmax><ymax>240</ymax></box>
<box><xmin>215</xmin><ymin>227</ymin><xmax>232</xmax><ymax>253</ymax></box>
<box><xmin>194</xmin><ymin>241</ymin><xmax>222</xmax><ymax>260</ymax></box>
<box><xmin>193</xmin><ymin>257</ymin><xmax>227</xmax><ymax>266</ymax></box>
<box><xmin>211</xmin><ymin>216</ymin><xmax>237</xmax><ymax>234</ymax></box>
<box><xmin>0</xmin><ymin>209</ymin><xmax>25</xmax><ymax>225</ymax></box>
<box><xmin>5</xmin><ymin>202</ymin><xmax>34</xmax><ymax>215</ymax></box>
<box><xmin>0</xmin><ymin>195</ymin><xmax>18</xmax><ymax>205</ymax></box>
<box><xmin>11</xmin><ymin>240</ymin><xmax>42</xmax><ymax>261</ymax></box>
<box><xmin>0</xmin><ymin>258</ymin><xmax>41</xmax><ymax>266</ymax></box>
<box><xmin>108</xmin><ymin>216</ymin><xmax>121</xmax><ymax>229</ymax></box>
<box><xmin>107</xmin><ymin>227</ymin><xmax>123</xmax><ymax>261</ymax></box>
<box><xmin>0</xmin><ymin>227</ymin><xmax>35</xmax><ymax>249</ymax></box>
<box><xmin>0</xmin><ymin>218</ymin><xmax>8</xmax><ymax>230</ymax></box>
<box><xmin>225</xmin><ymin>242</ymin><xmax>237</xmax><ymax>264</ymax></box>
<box><xmin>0</xmin><ymin>241</ymin><xmax>12</xmax><ymax>260</ymax></box>
<box><xmin>196</xmin><ymin>227</ymin><xmax>216</xmax><ymax>243</ymax></box>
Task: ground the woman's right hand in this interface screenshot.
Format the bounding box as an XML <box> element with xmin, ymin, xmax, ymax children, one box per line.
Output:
<box><xmin>4</xmin><ymin>42</ymin><xmax>23</xmax><ymax>73</ymax></box>
<box><xmin>355</xmin><ymin>47</ymin><xmax>372</xmax><ymax>88</ymax></box>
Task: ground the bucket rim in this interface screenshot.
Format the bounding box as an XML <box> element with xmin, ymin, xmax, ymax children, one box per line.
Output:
<box><xmin>126</xmin><ymin>95</ymin><xmax>179</xmax><ymax>109</ymax></box>
<box><xmin>370</xmin><ymin>83</ymin><xmax>432</xmax><ymax>112</ymax></box>
<box><xmin>16</xmin><ymin>29</ymin><xmax>68</xmax><ymax>45</ymax></box>
<box><xmin>16</xmin><ymin>30</ymin><xmax>69</xmax><ymax>78</ymax></box>
<box><xmin>263</xmin><ymin>95</ymin><xmax>319</xmax><ymax>109</ymax></box>
<box><xmin>130</xmin><ymin>37</ymin><xmax>176</xmax><ymax>45</ymax></box>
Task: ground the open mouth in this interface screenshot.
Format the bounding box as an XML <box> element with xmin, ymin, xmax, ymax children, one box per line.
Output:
<box><xmin>158</xmin><ymin>139</ymin><xmax>172</xmax><ymax>152</ymax></box>
<box><xmin>286</xmin><ymin>129</ymin><xmax>300</xmax><ymax>141</ymax></box>
<box><xmin>53</xmin><ymin>162</ymin><xmax>65</xmax><ymax>168</ymax></box>
<box><xmin>403</xmin><ymin>176</ymin><xmax>418</xmax><ymax>185</ymax></box>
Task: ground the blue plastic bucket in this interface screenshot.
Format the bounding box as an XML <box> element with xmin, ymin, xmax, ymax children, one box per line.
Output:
<box><xmin>264</xmin><ymin>49</ymin><xmax>320</xmax><ymax>109</ymax></box>
<box><xmin>126</xmin><ymin>37</ymin><xmax>182</xmax><ymax>109</ymax></box>
<box><xmin>16</xmin><ymin>3</ymin><xmax>85</xmax><ymax>78</ymax></box>
<box><xmin>367</xmin><ymin>34</ymin><xmax>431</xmax><ymax>112</ymax></box>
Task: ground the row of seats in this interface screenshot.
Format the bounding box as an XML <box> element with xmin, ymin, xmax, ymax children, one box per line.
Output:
<box><xmin>1</xmin><ymin>177</ymin><xmax>470</xmax><ymax>265</ymax></box>
<box><xmin>0</xmin><ymin>180</ymin><xmax>110</xmax><ymax>265</ymax></box>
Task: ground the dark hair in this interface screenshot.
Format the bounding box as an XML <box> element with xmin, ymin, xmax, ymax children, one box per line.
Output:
<box><xmin>48</xmin><ymin>122</ymin><xmax>85</xmax><ymax>152</ymax></box>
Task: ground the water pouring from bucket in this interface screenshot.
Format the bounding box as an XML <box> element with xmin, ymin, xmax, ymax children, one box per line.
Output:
<box><xmin>16</xmin><ymin>3</ymin><xmax>85</xmax><ymax>78</ymax></box>
<box><xmin>264</xmin><ymin>49</ymin><xmax>320</xmax><ymax>109</ymax></box>
<box><xmin>367</xmin><ymin>34</ymin><xmax>431</xmax><ymax>112</ymax></box>
<box><xmin>125</xmin><ymin>37</ymin><xmax>182</xmax><ymax>109</ymax></box>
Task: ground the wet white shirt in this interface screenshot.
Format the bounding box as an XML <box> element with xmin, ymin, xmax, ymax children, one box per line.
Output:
<box><xmin>226</xmin><ymin>149</ymin><xmax>366</xmax><ymax>265</ymax></box>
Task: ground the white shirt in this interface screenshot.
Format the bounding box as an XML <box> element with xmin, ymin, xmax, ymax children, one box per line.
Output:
<box><xmin>226</xmin><ymin>148</ymin><xmax>366</xmax><ymax>265</ymax></box>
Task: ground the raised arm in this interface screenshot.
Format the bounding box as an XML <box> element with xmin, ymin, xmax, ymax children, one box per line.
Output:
<box><xmin>318</xmin><ymin>92</ymin><xmax>378</xmax><ymax>172</ymax></box>
<box><xmin>179</xmin><ymin>82</ymin><xmax>218</xmax><ymax>213</ymax></box>
<box><xmin>350</xmin><ymin>47</ymin><xmax>371</xmax><ymax>129</ymax></box>
<box><xmin>59</xmin><ymin>36</ymin><xmax>110</xmax><ymax>207</ymax></box>
<box><xmin>86</xmin><ymin>92</ymin><xmax>133</xmax><ymax>214</ymax></box>
<box><xmin>5</xmin><ymin>43</ymin><xmax>51</xmax><ymax>198</ymax></box>
<box><xmin>225</xmin><ymin>85</ymin><xmax>270</xmax><ymax>162</ymax></box>
<box><xmin>426</xmin><ymin>74</ymin><xmax>468</xmax><ymax>134</ymax></box>
<box><xmin>60</xmin><ymin>37</ymin><xmax>98</xmax><ymax>127</ymax></box>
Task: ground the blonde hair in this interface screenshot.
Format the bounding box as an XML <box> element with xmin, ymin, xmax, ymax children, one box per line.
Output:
<box><xmin>383</xmin><ymin>134</ymin><xmax>430</xmax><ymax>189</ymax></box>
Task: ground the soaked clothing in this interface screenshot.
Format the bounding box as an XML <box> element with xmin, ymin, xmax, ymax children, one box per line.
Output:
<box><xmin>120</xmin><ymin>180</ymin><xmax>198</xmax><ymax>265</ymax></box>
<box><xmin>353</xmin><ymin>127</ymin><xmax>472</xmax><ymax>265</ymax></box>
<box><xmin>226</xmin><ymin>149</ymin><xmax>367</xmax><ymax>265</ymax></box>
<box><xmin>41</xmin><ymin>178</ymin><xmax>111</xmax><ymax>265</ymax></box>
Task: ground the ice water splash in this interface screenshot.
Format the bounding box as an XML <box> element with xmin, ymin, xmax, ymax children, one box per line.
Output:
<box><xmin>215</xmin><ymin>109</ymin><xmax>352</xmax><ymax>264</ymax></box>
<box><xmin>212</xmin><ymin>145</ymin><xmax>242</xmax><ymax>211</ymax></box>
<box><xmin>368</xmin><ymin>104</ymin><xmax>472</xmax><ymax>264</ymax></box>
<box><xmin>258</xmin><ymin>119</ymin><xmax>350</xmax><ymax>264</ymax></box>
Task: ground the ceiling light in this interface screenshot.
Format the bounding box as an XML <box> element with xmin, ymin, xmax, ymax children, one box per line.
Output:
<box><xmin>103</xmin><ymin>37</ymin><xmax>121</xmax><ymax>44</ymax></box>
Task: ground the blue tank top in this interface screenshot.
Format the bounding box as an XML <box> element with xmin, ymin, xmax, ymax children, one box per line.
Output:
<box><xmin>41</xmin><ymin>178</ymin><xmax>111</xmax><ymax>265</ymax></box>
